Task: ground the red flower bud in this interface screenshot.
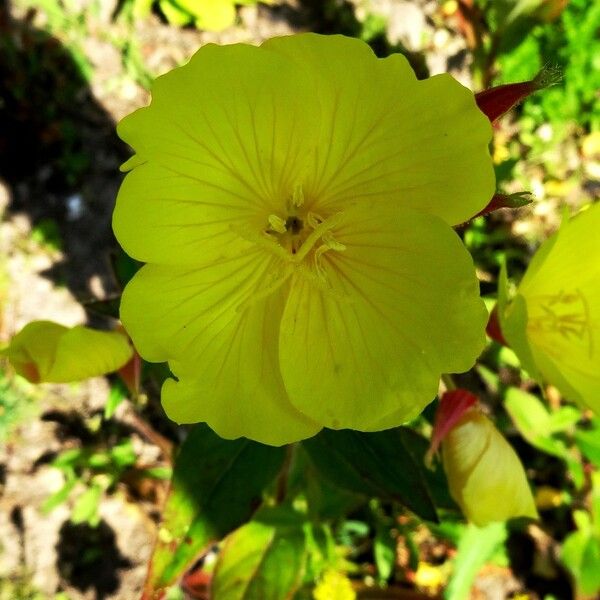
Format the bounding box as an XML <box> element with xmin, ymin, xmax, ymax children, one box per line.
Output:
<box><xmin>475</xmin><ymin>67</ymin><xmax>562</xmax><ymax>123</ymax></box>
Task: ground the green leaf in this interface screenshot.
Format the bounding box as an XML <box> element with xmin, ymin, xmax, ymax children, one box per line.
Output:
<box><xmin>302</xmin><ymin>428</ymin><xmax>438</xmax><ymax>522</ymax></box>
<box><xmin>591</xmin><ymin>472</ymin><xmax>600</xmax><ymax>538</ymax></box>
<box><xmin>497</xmin><ymin>264</ymin><xmax>541</xmax><ymax>380</ymax></box>
<box><xmin>109</xmin><ymin>440</ymin><xmax>137</xmax><ymax>468</ymax></box>
<box><xmin>505</xmin><ymin>387</ymin><xmax>552</xmax><ymax>438</ymax></box>
<box><xmin>547</xmin><ymin>406</ymin><xmax>581</xmax><ymax>433</ymax></box>
<box><xmin>397</xmin><ymin>427</ymin><xmax>457</xmax><ymax>511</ymax></box>
<box><xmin>505</xmin><ymin>388</ymin><xmax>584</xmax><ymax>487</ymax></box>
<box><xmin>373</xmin><ymin>527</ymin><xmax>395</xmax><ymax>582</ymax></box>
<box><xmin>141</xmin><ymin>466</ymin><xmax>173</xmax><ymax>480</ymax></box>
<box><xmin>445</xmin><ymin>522</ymin><xmax>508</xmax><ymax>600</ymax></box>
<box><xmin>71</xmin><ymin>484</ymin><xmax>103</xmax><ymax>527</ymax></box>
<box><xmin>561</xmin><ymin>527</ymin><xmax>600</xmax><ymax>596</ymax></box>
<box><xmin>52</xmin><ymin>448</ymin><xmax>87</xmax><ymax>469</ymax></box>
<box><xmin>575</xmin><ymin>425</ymin><xmax>600</xmax><ymax>468</ymax></box>
<box><xmin>211</xmin><ymin>507</ymin><xmax>307</xmax><ymax>600</ymax></box>
<box><xmin>288</xmin><ymin>446</ymin><xmax>365</xmax><ymax>521</ymax></box>
<box><xmin>104</xmin><ymin>380</ymin><xmax>128</xmax><ymax>420</ymax></box>
<box><xmin>303</xmin><ymin>523</ymin><xmax>338</xmax><ymax>584</ymax></box>
<box><xmin>144</xmin><ymin>424</ymin><xmax>286</xmax><ymax>595</ymax></box>
<box><xmin>42</xmin><ymin>471</ymin><xmax>77</xmax><ymax>514</ymax></box>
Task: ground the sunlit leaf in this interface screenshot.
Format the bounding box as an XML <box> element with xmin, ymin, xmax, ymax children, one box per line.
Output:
<box><xmin>445</xmin><ymin>522</ymin><xmax>507</xmax><ymax>600</ymax></box>
<box><xmin>211</xmin><ymin>507</ymin><xmax>307</xmax><ymax>600</ymax></box>
<box><xmin>143</xmin><ymin>424</ymin><xmax>286</xmax><ymax>596</ymax></box>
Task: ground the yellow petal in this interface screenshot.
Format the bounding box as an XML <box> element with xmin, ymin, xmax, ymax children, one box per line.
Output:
<box><xmin>4</xmin><ymin>321</ymin><xmax>133</xmax><ymax>383</ymax></box>
<box><xmin>114</xmin><ymin>41</ymin><xmax>319</xmax><ymax>265</ymax></box>
<box><xmin>113</xmin><ymin>162</ymin><xmax>258</xmax><ymax>266</ymax></box>
<box><xmin>120</xmin><ymin>255</ymin><xmax>320</xmax><ymax>445</ymax></box>
<box><xmin>263</xmin><ymin>34</ymin><xmax>495</xmax><ymax>226</ymax></box>
<box><xmin>443</xmin><ymin>410</ymin><xmax>538</xmax><ymax>526</ymax></box>
<box><xmin>279</xmin><ymin>203</ymin><xmax>487</xmax><ymax>430</ymax></box>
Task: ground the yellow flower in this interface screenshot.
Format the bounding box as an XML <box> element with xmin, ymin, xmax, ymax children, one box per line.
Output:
<box><xmin>413</xmin><ymin>561</ymin><xmax>448</xmax><ymax>594</ymax></box>
<box><xmin>113</xmin><ymin>34</ymin><xmax>495</xmax><ymax>445</ymax></box>
<box><xmin>313</xmin><ymin>570</ymin><xmax>355</xmax><ymax>600</ymax></box>
<box><xmin>2</xmin><ymin>321</ymin><xmax>133</xmax><ymax>383</ymax></box>
<box><xmin>157</xmin><ymin>0</ymin><xmax>273</xmax><ymax>31</ymax></box>
<box><xmin>499</xmin><ymin>203</ymin><xmax>600</xmax><ymax>413</ymax></box>
<box><xmin>442</xmin><ymin>397</ymin><xmax>538</xmax><ymax>526</ymax></box>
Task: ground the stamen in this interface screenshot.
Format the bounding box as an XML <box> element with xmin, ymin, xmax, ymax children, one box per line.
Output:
<box><xmin>528</xmin><ymin>289</ymin><xmax>594</xmax><ymax>358</ymax></box>
<box><xmin>268</xmin><ymin>214</ymin><xmax>287</xmax><ymax>233</ymax></box>
<box><xmin>307</xmin><ymin>211</ymin><xmax>324</xmax><ymax>229</ymax></box>
<box><xmin>293</xmin><ymin>212</ymin><xmax>345</xmax><ymax>263</ymax></box>
<box><xmin>322</xmin><ymin>231</ymin><xmax>346</xmax><ymax>252</ymax></box>
<box><xmin>230</xmin><ymin>223</ymin><xmax>291</xmax><ymax>261</ymax></box>
<box><xmin>291</xmin><ymin>183</ymin><xmax>304</xmax><ymax>208</ymax></box>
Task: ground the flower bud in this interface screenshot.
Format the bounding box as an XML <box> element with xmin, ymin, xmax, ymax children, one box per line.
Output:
<box><xmin>2</xmin><ymin>321</ymin><xmax>133</xmax><ymax>383</ymax></box>
<box><xmin>434</xmin><ymin>390</ymin><xmax>538</xmax><ymax>526</ymax></box>
<box><xmin>475</xmin><ymin>67</ymin><xmax>562</xmax><ymax>124</ymax></box>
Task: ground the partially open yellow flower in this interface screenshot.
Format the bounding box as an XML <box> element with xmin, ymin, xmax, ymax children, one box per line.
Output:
<box><xmin>2</xmin><ymin>321</ymin><xmax>133</xmax><ymax>383</ymax></box>
<box><xmin>113</xmin><ymin>34</ymin><xmax>495</xmax><ymax>445</ymax></box>
<box><xmin>499</xmin><ymin>203</ymin><xmax>600</xmax><ymax>413</ymax></box>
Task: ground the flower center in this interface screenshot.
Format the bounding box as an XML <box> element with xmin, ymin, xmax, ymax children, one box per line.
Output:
<box><xmin>230</xmin><ymin>185</ymin><xmax>348</xmax><ymax>309</ymax></box>
<box><xmin>259</xmin><ymin>184</ymin><xmax>347</xmax><ymax>270</ymax></box>
<box><xmin>527</xmin><ymin>289</ymin><xmax>594</xmax><ymax>358</ymax></box>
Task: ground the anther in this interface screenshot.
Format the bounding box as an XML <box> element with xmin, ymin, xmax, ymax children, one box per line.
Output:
<box><xmin>268</xmin><ymin>214</ymin><xmax>287</xmax><ymax>234</ymax></box>
<box><xmin>291</xmin><ymin>183</ymin><xmax>304</xmax><ymax>208</ymax></box>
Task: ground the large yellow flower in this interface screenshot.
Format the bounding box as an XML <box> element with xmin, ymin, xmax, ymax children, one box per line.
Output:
<box><xmin>113</xmin><ymin>34</ymin><xmax>495</xmax><ymax>445</ymax></box>
<box><xmin>499</xmin><ymin>203</ymin><xmax>600</xmax><ymax>413</ymax></box>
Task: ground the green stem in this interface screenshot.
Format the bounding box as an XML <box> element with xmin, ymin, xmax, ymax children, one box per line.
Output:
<box><xmin>441</xmin><ymin>373</ymin><xmax>457</xmax><ymax>392</ymax></box>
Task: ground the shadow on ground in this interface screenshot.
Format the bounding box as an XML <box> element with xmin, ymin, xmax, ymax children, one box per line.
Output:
<box><xmin>56</xmin><ymin>520</ymin><xmax>132</xmax><ymax>600</ymax></box>
<box><xmin>0</xmin><ymin>0</ymin><xmax>127</xmax><ymax>304</ymax></box>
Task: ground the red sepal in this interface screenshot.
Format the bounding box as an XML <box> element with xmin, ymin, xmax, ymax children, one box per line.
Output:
<box><xmin>426</xmin><ymin>389</ymin><xmax>479</xmax><ymax>466</ymax></box>
<box><xmin>475</xmin><ymin>191</ymin><xmax>533</xmax><ymax>219</ymax></box>
<box><xmin>486</xmin><ymin>305</ymin><xmax>507</xmax><ymax>347</ymax></box>
<box><xmin>117</xmin><ymin>350</ymin><xmax>141</xmax><ymax>396</ymax></box>
<box><xmin>475</xmin><ymin>68</ymin><xmax>561</xmax><ymax>123</ymax></box>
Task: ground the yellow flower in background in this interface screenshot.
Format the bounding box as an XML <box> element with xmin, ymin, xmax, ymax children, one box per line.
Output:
<box><xmin>313</xmin><ymin>570</ymin><xmax>355</xmax><ymax>600</ymax></box>
<box><xmin>499</xmin><ymin>203</ymin><xmax>600</xmax><ymax>413</ymax></box>
<box><xmin>149</xmin><ymin>0</ymin><xmax>274</xmax><ymax>31</ymax></box>
<box><xmin>441</xmin><ymin>393</ymin><xmax>538</xmax><ymax>526</ymax></box>
<box><xmin>2</xmin><ymin>321</ymin><xmax>133</xmax><ymax>383</ymax></box>
<box><xmin>113</xmin><ymin>34</ymin><xmax>495</xmax><ymax>445</ymax></box>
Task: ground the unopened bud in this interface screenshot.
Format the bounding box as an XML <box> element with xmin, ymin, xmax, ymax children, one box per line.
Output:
<box><xmin>431</xmin><ymin>390</ymin><xmax>538</xmax><ymax>526</ymax></box>
<box><xmin>2</xmin><ymin>321</ymin><xmax>133</xmax><ymax>383</ymax></box>
<box><xmin>475</xmin><ymin>67</ymin><xmax>562</xmax><ymax>124</ymax></box>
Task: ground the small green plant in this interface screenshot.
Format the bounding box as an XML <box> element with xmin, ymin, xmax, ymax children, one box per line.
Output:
<box><xmin>496</xmin><ymin>0</ymin><xmax>600</xmax><ymax>134</ymax></box>
<box><xmin>0</xmin><ymin>368</ymin><xmax>37</xmax><ymax>441</ymax></box>
<box><xmin>43</xmin><ymin>439</ymin><xmax>138</xmax><ymax>527</ymax></box>
<box><xmin>561</xmin><ymin>473</ymin><xmax>600</xmax><ymax>597</ymax></box>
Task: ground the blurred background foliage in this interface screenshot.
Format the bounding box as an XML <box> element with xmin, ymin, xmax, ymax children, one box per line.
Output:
<box><xmin>0</xmin><ymin>0</ymin><xmax>599</xmax><ymax>599</ymax></box>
